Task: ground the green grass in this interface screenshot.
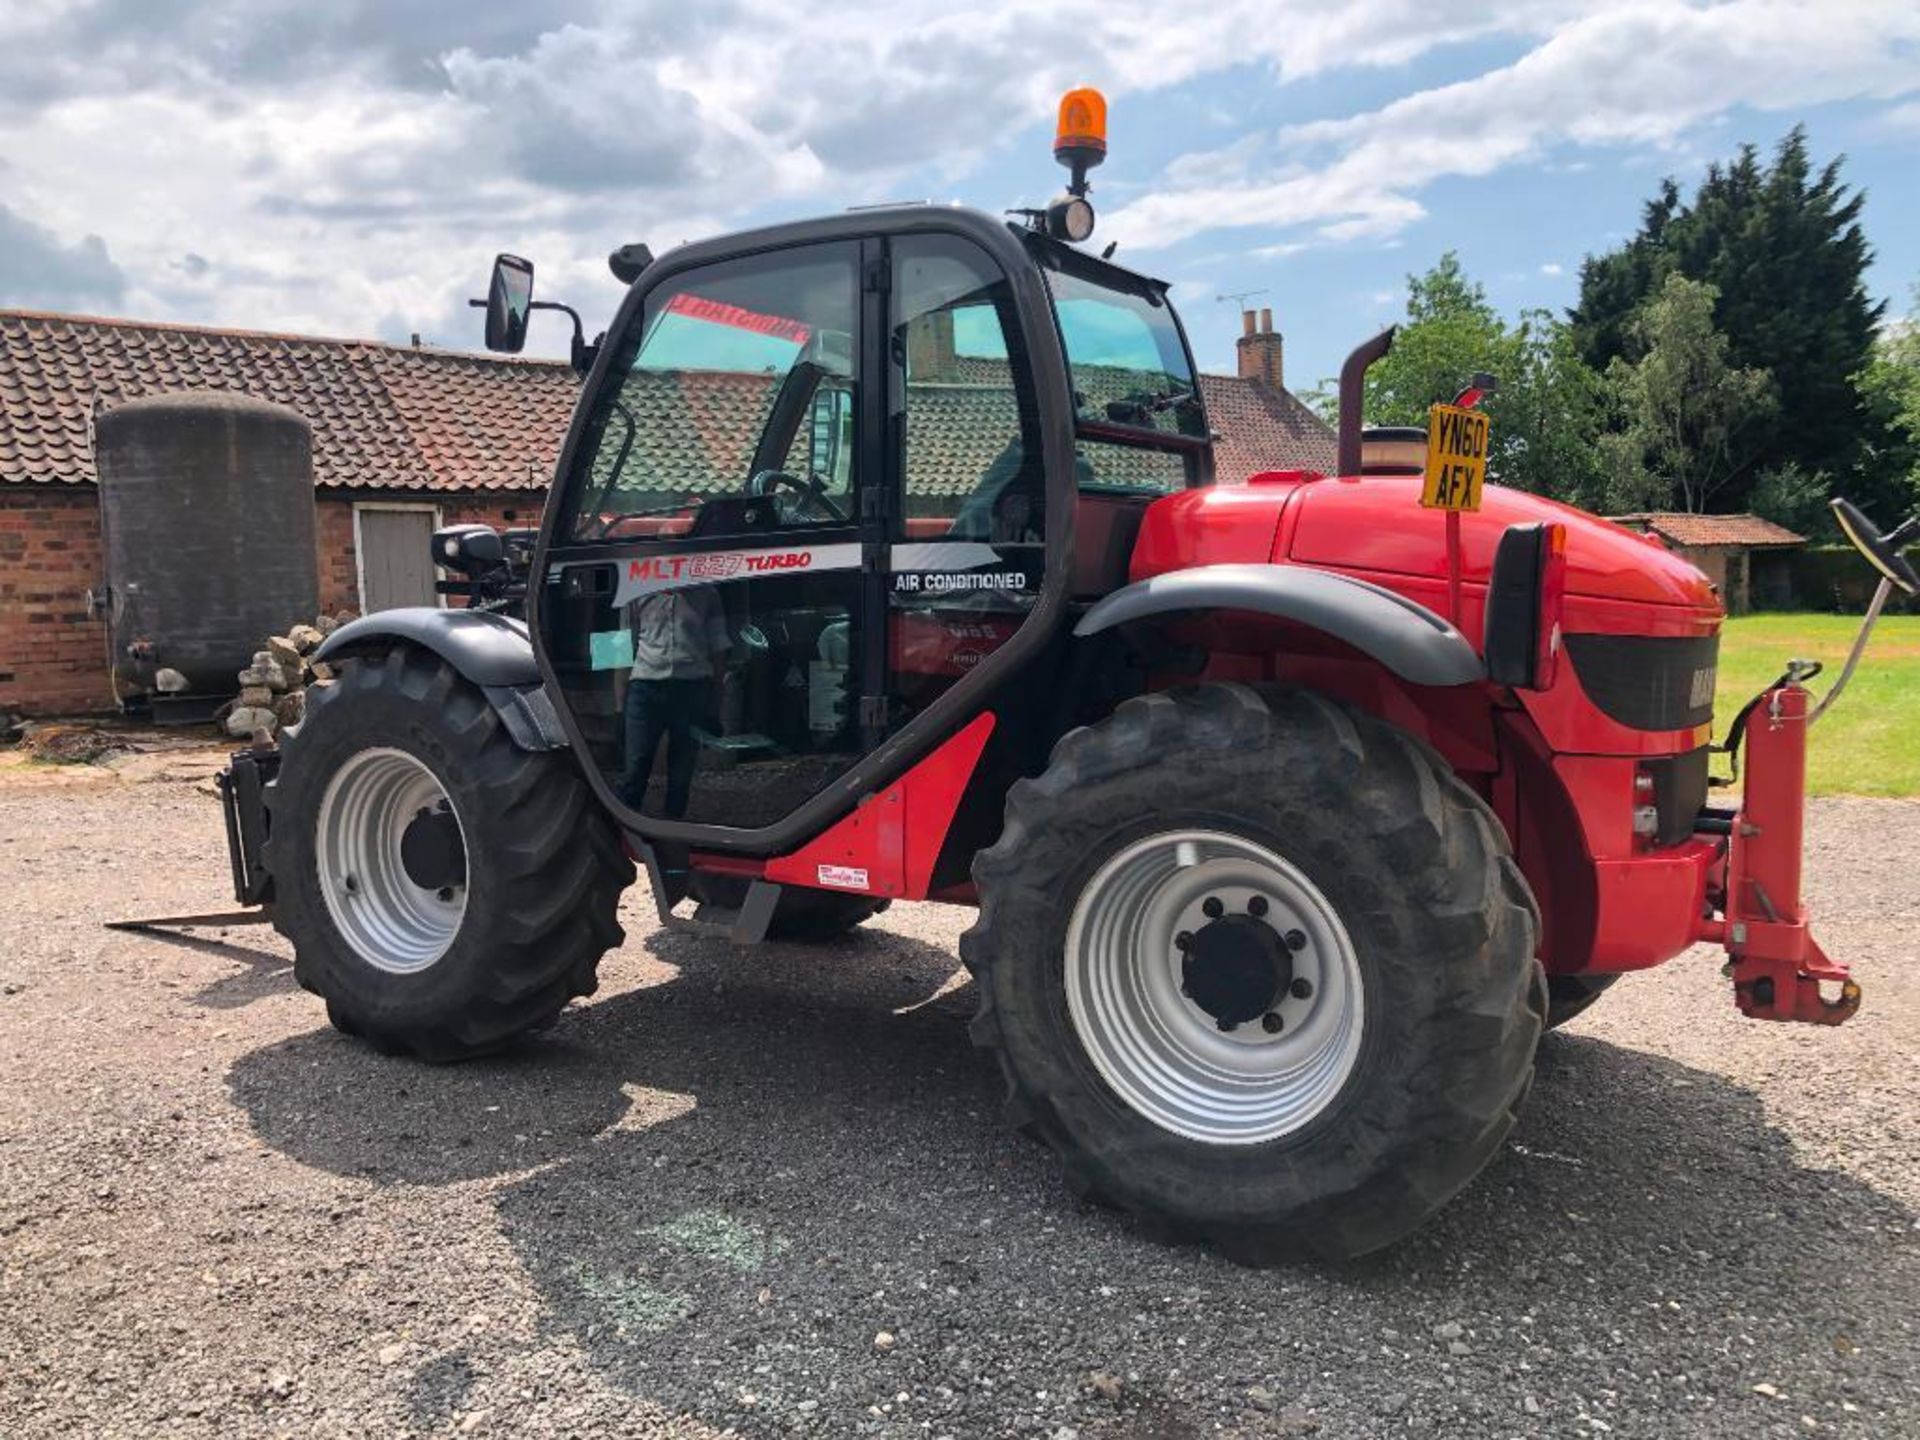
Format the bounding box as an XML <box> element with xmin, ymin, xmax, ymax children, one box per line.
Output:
<box><xmin>1716</xmin><ymin>612</ymin><xmax>1920</xmax><ymax>796</ymax></box>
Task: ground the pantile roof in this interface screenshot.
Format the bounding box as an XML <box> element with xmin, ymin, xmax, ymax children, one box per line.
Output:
<box><xmin>1</xmin><ymin>308</ymin><xmax>1334</xmax><ymax>496</ymax></box>
<box><xmin>1611</xmin><ymin>512</ymin><xmax>1806</xmax><ymax>548</ymax></box>
<box><xmin>0</xmin><ymin>309</ymin><xmax>572</xmax><ymax>492</ymax></box>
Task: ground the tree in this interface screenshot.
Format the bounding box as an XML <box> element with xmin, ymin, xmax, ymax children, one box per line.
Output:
<box><xmin>1571</xmin><ymin>129</ymin><xmax>1885</xmax><ymax>506</ymax></box>
<box><xmin>1363</xmin><ymin>253</ymin><xmax>1516</xmax><ymax>426</ymax></box>
<box><xmin>1853</xmin><ymin>283</ymin><xmax>1920</xmax><ymax>518</ymax></box>
<box><xmin>1597</xmin><ymin>275</ymin><xmax>1777</xmax><ymax>514</ymax></box>
<box><xmin>1494</xmin><ymin>309</ymin><xmax>1608</xmax><ymax>508</ymax></box>
<box><xmin>1362</xmin><ymin>254</ymin><xmax>1605</xmax><ymax>501</ymax></box>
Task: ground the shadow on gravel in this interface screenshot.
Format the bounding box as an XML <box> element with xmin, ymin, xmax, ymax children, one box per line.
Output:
<box><xmin>227</xmin><ymin>929</ymin><xmax>1918</xmax><ymax>1437</ymax></box>
<box><xmin>116</xmin><ymin>927</ymin><xmax>300</xmax><ymax>1010</ymax></box>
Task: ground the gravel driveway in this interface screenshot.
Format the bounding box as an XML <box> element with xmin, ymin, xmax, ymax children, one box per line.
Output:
<box><xmin>1</xmin><ymin>753</ymin><xmax>1915</xmax><ymax>1438</ymax></box>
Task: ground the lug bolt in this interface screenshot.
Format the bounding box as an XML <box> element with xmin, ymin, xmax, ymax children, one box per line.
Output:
<box><xmin>1247</xmin><ymin>895</ymin><xmax>1269</xmax><ymax>918</ymax></box>
<box><xmin>1290</xmin><ymin>977</ymin><xmax>1313</xmax><ymax>1000</ymax></box>
<box><xmin>1175</xmin><ymin>931</ymin><xmax>1193</xmax><ymax>951</ymax></box>
<box><xmin>1284</xmin><ymin>929</ymin><xmax>1308</xmax><ymax>952</ymax></box>
<box><xmin>1261</xmin><ymin>1011</ymin><xmax>1284</xmax><ymax>1034</ymax></box>
<box><xmin>437</xmin><ymin>886</ymin><xmax>456</xmax><ymax>902</ymax></box>
<box><xmin>1202</xmin><ymin>896</ymin><xmax>1224</xmax><ymax>919</ymax></box>
<box><xmin>1216</xmin><ymin>1018</ymin><xmax>1238</xmax><ymax>1033</ymax></box>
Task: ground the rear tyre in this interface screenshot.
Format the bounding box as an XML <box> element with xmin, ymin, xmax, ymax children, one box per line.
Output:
<box><xmin>962</xmin><ymin>683</ymin><xmax>1545</xmax><ymax>1262</ymax></box>
<box><xmin>766</xmin><ymin>890</ymin><xmax>890</xmax><ymax>942</ymax></box>
<box><xmin>265</xmin><ymin>646</ymin><xmax>633</xmax><ymax>1062</ymax></box>
<box><xmin>1545</xmin><ymin>973</ymin><xmax>1619</xmax><ymax>1029</ymax></box>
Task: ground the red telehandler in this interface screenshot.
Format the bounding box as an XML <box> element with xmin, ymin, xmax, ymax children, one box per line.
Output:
<box><xmin>213</xmin><ymin>88</ymin><xmax>1916</xmax><ymax>1260</ymax></box>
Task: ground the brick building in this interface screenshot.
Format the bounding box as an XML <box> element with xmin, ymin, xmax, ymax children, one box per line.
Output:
<box><xmin>1</xmin><ymin>306</ymin><xmax>1329</xmax><ymax>715</ymax></box>
<box><xmin>1610</xmin><ymin>512</ymin><xmax>1806</xmax><ymax>614</ymax></box>
<box><xmin>1</xmin><ymin>309</ymin><xmax>570</xmax><ymax>713</ymax></box>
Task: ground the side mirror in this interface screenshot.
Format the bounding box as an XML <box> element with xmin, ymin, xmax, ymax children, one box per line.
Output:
<box><xmin>483</xmin><ymin>254</ymin><xmax>535</xmax><ymax>354</ymax></box>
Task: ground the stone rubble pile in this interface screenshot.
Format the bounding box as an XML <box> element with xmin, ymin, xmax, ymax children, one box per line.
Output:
<box><xmin>219</xmin><ymin>611</ymin><xmax>356</xmax><ymax>741</ymax></box>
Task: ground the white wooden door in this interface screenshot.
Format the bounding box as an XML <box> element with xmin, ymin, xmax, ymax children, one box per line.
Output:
<box><xmin>355</xmin><ymin>507</ymin><xmax>439</xmax><ymax>612</ymax></box>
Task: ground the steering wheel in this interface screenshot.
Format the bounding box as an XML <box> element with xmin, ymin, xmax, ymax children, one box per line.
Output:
<box><xmin>746</xmin><ymin>469</ymin><xmax>847</xmax><ymax>524</ymax></box>
<box><xmin>1832</xmin><ymin>498</ymin><xmax>1920</xmax><ymax>596</ymax></box>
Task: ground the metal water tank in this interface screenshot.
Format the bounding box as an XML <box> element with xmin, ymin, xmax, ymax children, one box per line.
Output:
<box><xmin>94</xmin><ymin>391</ymin><xmax>318</xmax><ymax>704</ymax></box>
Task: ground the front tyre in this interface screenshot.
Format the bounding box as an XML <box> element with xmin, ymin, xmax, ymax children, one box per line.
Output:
<box><xmin>962</xmin><ymin>684</ymin><xmax>1545</xmax><ymax>1262</ymax></box>
<box><xmin>265</xmin><ymin>646</ymin><xmax>633</xmax><ymax>1061</ymax></box>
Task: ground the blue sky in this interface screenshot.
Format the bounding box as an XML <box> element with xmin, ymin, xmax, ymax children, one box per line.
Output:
<box><xmin>0</xmin><ymin>2</ymin><xmax>1914</xmax><ymax>396</ymax></box>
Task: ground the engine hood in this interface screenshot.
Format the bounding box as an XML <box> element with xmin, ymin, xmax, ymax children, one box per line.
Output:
<box><xmin>1283</xmin><ymin>476</ymin><xmax>1720</xmax><ymax>611</ymax></box>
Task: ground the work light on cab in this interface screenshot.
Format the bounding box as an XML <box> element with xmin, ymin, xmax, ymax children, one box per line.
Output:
<box><xmin>1047</xmin><ymin>85</ymin><xmax>1106</xmax><ymax>243</ymax></box>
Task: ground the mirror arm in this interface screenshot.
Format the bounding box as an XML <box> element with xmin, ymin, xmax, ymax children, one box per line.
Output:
<box><xmin>529</xmin><ymin>301</ymin><xmax>599</xmax><ymax>375</ymax></box>
<box><xmin>466</xmin><ymin>297</ymin><xmax>597</xmax><ymax>374</ymax></box>
<box><xmin>1809</xmin><ymin>576</ymin><xmax>1893</xmax><ymax>725</ymax></box>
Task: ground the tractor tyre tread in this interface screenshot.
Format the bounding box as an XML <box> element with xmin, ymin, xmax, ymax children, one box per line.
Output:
<box><xmin>959</xmin><ymin>682</ymin><xmax>1544</xmax><ymax>1262</ymax></box>
<box><xmin>265</xmin><ymin>646</ymin><xmax>632</xmax><ymax>1063</ymax></box>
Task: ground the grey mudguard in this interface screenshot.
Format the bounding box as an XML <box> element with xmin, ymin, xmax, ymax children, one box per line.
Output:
<box><xmin>314</xmin><ymin>608</ymin><xmax>541</xmax><ymax>686</ymax></box>
<box><xmin>313</xmin><ymin>608</ymin><xmax>567</xmax><ymax>750</ymax></box>
<box><xmin>1073</xmin><ymin>563</ymin><xmax>1484</xmax><ymax>688</ymax></box>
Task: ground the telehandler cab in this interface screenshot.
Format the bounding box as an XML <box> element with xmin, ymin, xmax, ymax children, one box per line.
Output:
<box><xmin>216</xmin><ymin>88</ymin><xmax>1915</xmax><ymax>1260</ymax></box>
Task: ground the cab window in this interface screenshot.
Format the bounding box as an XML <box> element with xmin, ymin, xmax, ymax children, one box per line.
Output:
<box><xmin>562</xmin><ymin>246</ymin><xmax>860</xmax><ymax>541</ymax></box>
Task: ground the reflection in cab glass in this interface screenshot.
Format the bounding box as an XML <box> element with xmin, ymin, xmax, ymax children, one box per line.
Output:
<box><xmin>542</xmin><ymin>243</ymin><xmax>867</xmax><ymax>831</ymax></box>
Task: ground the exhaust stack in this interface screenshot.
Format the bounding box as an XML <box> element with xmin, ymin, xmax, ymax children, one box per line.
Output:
<box><xmin>1336</xmin><ymin>327</ymin><xmax>1396</xmax><ymax>476</ymax></box>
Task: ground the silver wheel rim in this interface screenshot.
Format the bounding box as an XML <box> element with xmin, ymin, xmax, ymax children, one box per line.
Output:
<box><xmin>1064</xmin><ymin>829</ymin><xmax>1365</xmax><ymax>1145</ymax></box>
<box><xmin>315</xmin><ymin>747</ymin><xmax>468</xmax><ymax>974</ymax></box>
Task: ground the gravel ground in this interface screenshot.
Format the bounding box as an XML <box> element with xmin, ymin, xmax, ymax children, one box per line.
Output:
<box><xmin>1</xmin><ymin>752</ymin><xmax>1915</xmax><ymax>1438</ymax></box>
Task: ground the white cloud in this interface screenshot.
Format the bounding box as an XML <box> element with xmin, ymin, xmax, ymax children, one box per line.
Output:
<box><xmin>1540</xmin><ymin>262</ymin><xmax>1565</xmax><ymax>276</ymax></box>
<box><xmin>1107</xmin><ymin>0</ymin><xmax>1920</xmax><ymax>251</ymax></box>
<box><xmin>0</xmin><ymin>0</ymin><xmax>1914</xmax><ymax>345</ymax></box>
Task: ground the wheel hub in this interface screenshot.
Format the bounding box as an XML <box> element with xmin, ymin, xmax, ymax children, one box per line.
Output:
<box><xmin>1180</xmin><ymin>913</ymin><xmax>1292</xmax><ymax>1029</ymax></box>
<box><xmin>400</xmin><ymin>804</ymin><xmax>466</xmax><ymax>892</ymax></box>
<box><xmin>1064</xmin><ymin>829</ymin><xmax>1366</xmax><ymax>1146</ymax></box>
<box><xmin>314</xmin><ymin>748</ymin><xmax>469</xmax><ymax>974</ymax></box>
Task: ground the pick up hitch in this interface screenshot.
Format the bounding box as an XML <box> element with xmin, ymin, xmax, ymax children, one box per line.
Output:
<box><xmin>1696</xmin><ymin>678</ymin><xmax>1860</xmax><ymax>1025</ymax></box>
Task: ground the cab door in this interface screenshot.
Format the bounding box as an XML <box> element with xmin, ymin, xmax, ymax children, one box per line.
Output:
<box><xmin>533</xmin><ymin>240</ymin><xmax>883</xmax><ymax>832</ymax></box>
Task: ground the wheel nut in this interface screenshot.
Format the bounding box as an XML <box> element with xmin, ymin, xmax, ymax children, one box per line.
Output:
<box><xmin>1261</xmin><ymin>1011</ymin><xmax>1284</xmax><ymax>1034</ymax></box>
<box><xmin>1284</xmin><ymin>929</ymin><xmax>1308</xmax><ymax>951</ymax></box>
<box><xmin>437</xmin><ymin>886</ymin><xmax>455</xmax><ymax>902</ymax></box>
<box><xmin>1290</xmin><ymin>977</ymin><xmax>1313</xmax><ymax>1000</ymax></box>
<box><xmin>1247</xmin><ymin>895</ymin><xmax>1269</xmax><ymax>918</ymax></box>
<box><xmin>1202</xmin><ymin>896</ymin><xmax>1224</xmax><ymax>919</ymax></box>
<box><xmin>1216</xmin><ymin>1018</ymin><xmax>1237</xmax><ymax>1032</ymax></box>
<box><xmin>1175</xmin><ymin>931</ymin><xmax>1193</xmax><ymax>951</ymax></box>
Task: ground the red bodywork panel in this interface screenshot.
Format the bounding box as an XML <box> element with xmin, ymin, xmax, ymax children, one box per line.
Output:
<box><xmin>761</xmin><ymin>713</ymin><xmax>996</xmax><ymax>900</ymax></box>
<box><xmin>725</xmin><ymin>468</ymin><xmax>1850</xmax><ymax>1023</ymax></box>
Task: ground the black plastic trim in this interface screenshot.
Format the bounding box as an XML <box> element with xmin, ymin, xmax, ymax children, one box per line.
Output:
<box><xmin>314</xmin><ymin>608</ymin><xmax>540</xmax><ymax>687</ymax></box>
<box><xmin>313</xmin><ymin>610</ymin><xmax>567</xmax><ymax>752</ymax></box>
<box><xmin>1072</xmin><ymin>563</ymin><xmax>1484</xmax><ymax>687</ymax></box>
<box><xmin>1484</xmin><ymin>523</ymin><xmax>1550</xmax><ymax>688</ymax></box>
<box><xmin>1564</xmin><ymin>632</ymin><xmax>1718</xmax><ymax>732</ymax></box>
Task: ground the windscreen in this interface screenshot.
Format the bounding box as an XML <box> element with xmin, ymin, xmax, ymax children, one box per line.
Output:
<box><xmin>1034</xmin><ymin>247</ymin><xmax>1206</xmax><ymax>445</ymax></box>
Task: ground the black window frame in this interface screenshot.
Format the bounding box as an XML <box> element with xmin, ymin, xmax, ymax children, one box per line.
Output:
<box><xmin>525</xmin><ymin>207</ymin><xmax>1081</xmax><ymax>856</ymax></box>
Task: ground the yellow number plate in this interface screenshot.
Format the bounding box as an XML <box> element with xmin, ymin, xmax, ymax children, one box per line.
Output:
<box><xmin>1421</xmin><ymin>403</ymin><xmax>1489</xmax><ymax>512</ymax></box>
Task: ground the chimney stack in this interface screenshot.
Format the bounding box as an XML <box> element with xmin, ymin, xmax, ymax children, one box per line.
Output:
<box><xmin>1237</xmin><ymin>307</ymin><xmax>1284</xmax><ymax>390</ymax></box>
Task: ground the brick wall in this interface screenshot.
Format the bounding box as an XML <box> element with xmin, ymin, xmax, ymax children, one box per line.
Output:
<box><xmin>313</xmin><ymin>492</ymin><xmax>544</xmax><ymax>614</ymax></box>
<box><xmin>1</xmin><ymin>487</ymin><xmax>548</xmax><ymax>715</ymax></box>
<box><xmin>0</xmin><ymin>489</ymin><xmax>111</xmax><ymax>715</ymax></box>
